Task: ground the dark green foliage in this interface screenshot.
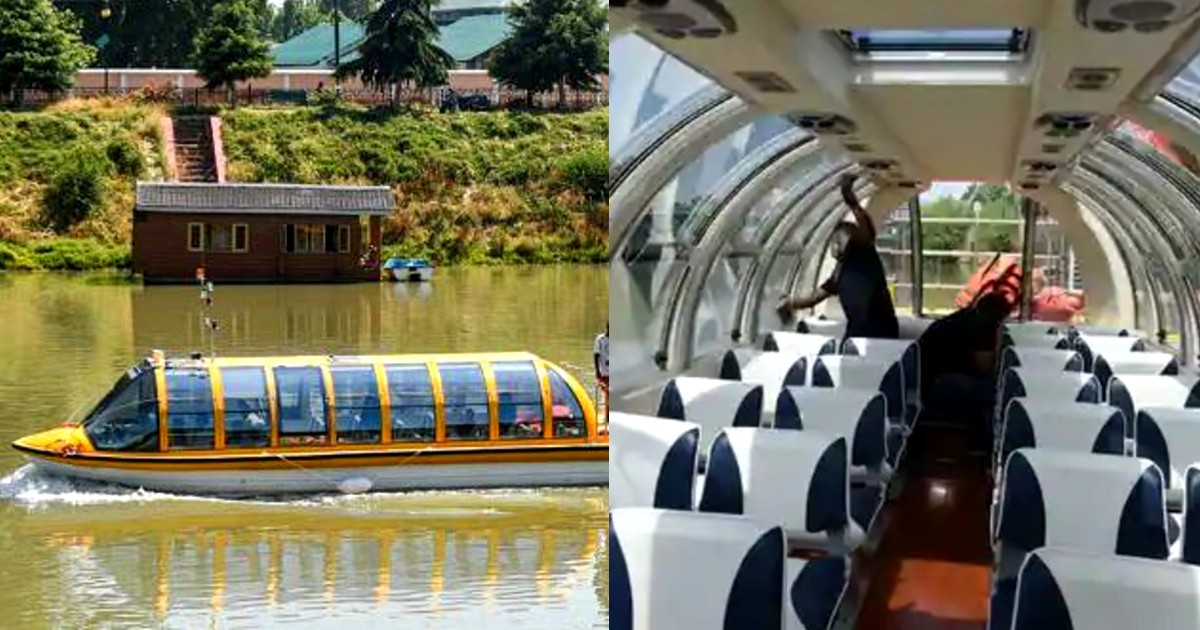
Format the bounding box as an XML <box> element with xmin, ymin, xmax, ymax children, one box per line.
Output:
<box><xmin>556</xmin><ymin>146</ymin><xmax>606</xmax><ymax>202</ymax></box>
<box><xmin>106</xmin><ymin>138</ymin><xmax>144</xmax><ymax>178</ymax></box>
<box><xmin>335</xmin><ymin>0</ymin><xmax>452</xmax><ymax>93</ymax></box>
<box><xmin>488</xmin><ymin>0</ymin><xmax>607</xmax><ymax>101</ymax></box>
<box><xmin>272</xmin><ymin>0</ymin><xmax>326</xmax><ymax>41</ymax></box>
<box><xmin>43</xmin><ymin>151</ymin><xmax>108</xmax><ymax>231</ymax></box>
<box><xmin>195</xmin><ymin>0</ymin><xmax>274</xmax><ymax>98</ymax></box>
<box><xmin>0</xmin><ymin>239</ymin><xmax>130</xmax><ymax>270</ymax></box>
<box><xmin>63</xmin><ymin>0</ymin><xmax>220</xmax><ymax>69</ymax></box>
<box><xmin>0</xmin><ymin>0</ymin><xmax>94</xmax><ymax>98</ymax></box>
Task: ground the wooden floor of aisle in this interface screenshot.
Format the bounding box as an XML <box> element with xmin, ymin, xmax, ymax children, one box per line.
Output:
<box><xmin>854</xmin><ymin>426</ymin><xmax>994</xmax><ymax>630</ymax></box>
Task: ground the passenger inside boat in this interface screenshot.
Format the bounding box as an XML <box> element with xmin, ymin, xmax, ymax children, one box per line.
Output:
<box><xmin>610</xmin><ymin>5</ymin><xmax>1200</xmax><ymax>628</ymax></box>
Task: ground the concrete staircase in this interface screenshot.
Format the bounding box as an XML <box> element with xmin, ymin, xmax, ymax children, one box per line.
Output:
<box><xmin>172</xmin><ymin>117</ymin><xmax>218</xmax><ymax>182</ymax></box>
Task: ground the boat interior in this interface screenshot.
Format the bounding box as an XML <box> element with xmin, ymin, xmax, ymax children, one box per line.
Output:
<box><xmin>609</xmin><ymin>1</ymin><xmax>1200</xmax><ymax>628</ymax></box>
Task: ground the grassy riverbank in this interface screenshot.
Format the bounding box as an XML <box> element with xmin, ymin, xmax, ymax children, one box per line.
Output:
<box><xmin>0</xmin><ymin>100</ymin><xmax>607</xmax><ymax>270</ymax></box>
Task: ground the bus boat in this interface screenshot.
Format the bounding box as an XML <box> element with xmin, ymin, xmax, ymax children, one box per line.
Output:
<box><xmin>12</xmin><ymin>351</ymin><xmax>607</xmax><ymax>496</ymax></box>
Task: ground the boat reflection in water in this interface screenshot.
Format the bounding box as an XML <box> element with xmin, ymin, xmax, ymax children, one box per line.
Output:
<box><xmin>16</xmin><ymin>487</ymin><xmax>609</xmax><ymax>628</ymax></box>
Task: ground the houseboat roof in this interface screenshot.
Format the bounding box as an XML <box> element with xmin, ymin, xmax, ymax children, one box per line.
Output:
<box><xmin>135</xmin><ymin>182</ymin><xmax>396</xmax><ymax>217</ymax></box>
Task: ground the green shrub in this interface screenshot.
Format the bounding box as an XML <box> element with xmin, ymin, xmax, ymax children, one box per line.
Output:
<box><xmin>43</xmin><ymin>151</ymin><xmax>109</xmax><ymax>231</ymax></box>
<box><xmin>556</xmin><ymin>146</ymin><xmax>607</xmax><ymax>202</ymax></box>
<box><xmin>106</xmin><ymin>138</ymin><xmax>144</xmax><ymax>178</ymax></box>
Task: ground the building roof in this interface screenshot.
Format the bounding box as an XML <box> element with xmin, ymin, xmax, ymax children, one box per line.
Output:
<box><xmin>435</xmin><ymin>0</ymin><xmax>514</xmax><ymax>11</ymax></box>
<box><xmin>136</xmin><ymin>183</ymin><xmax>396</xmax><ymax>216</ymax></box>
<box><xmin>272</xmin><ymin>10</ymin><xmax>512</xmax><ymax>67</ymax></box>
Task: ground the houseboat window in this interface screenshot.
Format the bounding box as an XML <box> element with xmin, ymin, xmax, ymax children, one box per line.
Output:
<box><xmin>385</xmin><ymin>364</ymin><xmax>435</xmax><ymax>442</ymax></box>
<box><xmin>233</xmin><ymin>224</ymin><xmax>249</xmax><ymax>253</ymax></box>
<box><xmin>282</xmin><ymin>224</ymin><xmax>327</xmax><ymax>254</ymax></box>
<box><xmin>438</xmin><ymin>363</ymin><xmax>490</xmax><ymax>441</ymax></box>
<box><xmin>273</xmin><ymin>366</ymin><xmax>328</xmax><ymax>446</ymax></box>
<box><xmin>220</xmin><ymin>367</ymin><xmax>270</xmax><ymax>448</ymax></box>
<box><xmin>188</xmin><ymin>223</ymin><xmax>204</xmax><ymax>252</ymax></box>
<box><xmin>84</xmin><ymin>372</ymin><xmax>159</xmax><ymax>452</ymax></box>
<box><xmin>492</xmin><ymin>361</ymin><xmax>544</xmax><ymax>439</ymax></box>
<box><xmin>207</xmin><ymin>225</ymin><xmax>232</xmax><ymax>252</ymax></box>
<box><xmin>547</xmin><ymin>369</ymin><xmax>585</xmax><ymax>438</ymax></box>
<box><xmin>338</xmin><ymin>225</ymin><xmax>351</xmax><ymax>253</ymax></box>
<box><xmin>165</xmin><ymin>368</ymin><xmax>216</xmax><ymax>450</ymax></box>
<box><xmin>324</xmin><ymin>225</ymin><xmax>339</xmax><ymax>253</ymax></box>
<box><xmin>331</xmin><ymin>366</ymin><xmax>381</xmax><ymax>444</ymax></box>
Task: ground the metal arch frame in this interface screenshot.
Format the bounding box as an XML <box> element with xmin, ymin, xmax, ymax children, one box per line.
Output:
<box><xmin>1059</xmin><ymin>180</ymin><xmax>1160</xmax><ymax>336</ymax></box>
<box><xmin>1071</xmin><ymin>166</ymin><xmax>1195</xmax><ymax>363</ymax></box>
<box><xmin>1102</xmin><ymin>133</ymin><xmax>1200</xmax><ymax>265</ymax></box>
<box><xmin>610</xmin><ymin>84</ymin><xmax>733</xmax><ymax>191</ymax></box>
<box><xmin>731</xmin><ymin>161</ymin><xmax>857</xmax><ymax>341</ymax></box>
<box><xmin>610</xmin><ymin>97</ymin><xmax>761</xmax><ymax>258</ymax></box>
<box><xmin>664</xmin><ymin>138</ymin><xmax>829</xmax><ymax>370</ymax></box>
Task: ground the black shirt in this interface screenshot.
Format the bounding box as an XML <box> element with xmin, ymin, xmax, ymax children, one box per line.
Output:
<box><xmin>821</xmin><ymin>240</ymin><xmax>898</xmax><ymax>340</ymax></box>
<box><xmin>917</xmin><ymin>307</ymin><xmax>999</xmax><ymax>400</ymax></box>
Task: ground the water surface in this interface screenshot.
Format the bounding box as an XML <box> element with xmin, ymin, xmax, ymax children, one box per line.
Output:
<box><xmin>0</xmin><ymin>267</ymin><xmax>608</xmax><ymax>629</ymax></box>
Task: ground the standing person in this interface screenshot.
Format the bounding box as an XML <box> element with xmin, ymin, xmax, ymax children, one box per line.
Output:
<box><xmin>594</xmin><ymin>323</ymin><xmax>609</xmax><ymax>422</ymax></box>
<box><xmin>776</xmin><ymin>173</ymin><xmax>899</xmax><ymax>340</ymax></box>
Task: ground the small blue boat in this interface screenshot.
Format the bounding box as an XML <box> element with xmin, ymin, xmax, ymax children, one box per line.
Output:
<box><xmin>383</xmin><ymin>257</ymin><xmax>434</xmax><ymax>282</ymax></box>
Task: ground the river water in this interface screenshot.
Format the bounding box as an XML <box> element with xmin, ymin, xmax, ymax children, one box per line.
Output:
<box><xmin>0</xmin><ymin>267</ymin><xmax>609</xmax><ymax>629</ymax></box>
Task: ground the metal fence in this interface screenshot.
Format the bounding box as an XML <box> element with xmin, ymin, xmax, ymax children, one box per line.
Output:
<box><xmin>6</xmin><ymin>84</ymin><xmax>609</xmax><ymax>112</ymax></box>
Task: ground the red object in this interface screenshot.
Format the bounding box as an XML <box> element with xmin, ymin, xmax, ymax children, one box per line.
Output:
<box><xmin>955</xmin><ymin>255</ymin><xmax>1022</xmax><ymax>312</ymax></box>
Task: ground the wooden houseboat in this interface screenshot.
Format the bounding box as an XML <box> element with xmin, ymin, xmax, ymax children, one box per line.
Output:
<box><xmin>12</xmin><ymin>351</ymin><xmax>607</xmax><ymax>495</ymax></box>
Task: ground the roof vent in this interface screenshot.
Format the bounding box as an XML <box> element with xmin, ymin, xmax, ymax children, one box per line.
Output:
<box><xmin>1035</xmin><ymin>113</ymin><xmax>1097</xmax><ymax>138</ymax></box>
<box><xmin>1020</xmin><ymin>182</ymin><xmax>1042</xmax><ymax>190</ymax></box>
<box><xmin>863</xmin><ymin>159</ymin><xmax>899</xmax><ymax>172</ymax></box>
<box><xmin>1042</xmin><ymin>143</ymin><xmax>1065</xmax><ymax>154</ymax></box>
<box><xmin>611</xmin><ymin>0</ymin><xmax>738</xmax><ymax>39</ymax></box>
<box><xmin>1023</xmin><ymin>160</ymin><xmax>1060</xmax><ymax>173</ymax></box>
<box><xmin>897</xmin><ymin>180</ymin><xmax>920</xmax><ymax>189</ymax></box>
<box><xmin>788</xmin><ymin>113</ymin><xmax>857</xmax><ymax>135</ymax></box>
<box><xmin>1075</xmin><ymin>0</ymin><xmax>1200</xmax><ymax>33</ymax></box>
<box><xmin>736</xmin><ymin>71</ymin><xmax>795</xmax><ymax>93</ymax></box>
<box><xmin>1066</xmin><ymin>67</ymin><xmax>1121</xmax><ymax>91</ymax></box>
<box><xmin>843</xmin><ymin>142</ymin><xmax>871</xmax><ymax>153</ymax></box>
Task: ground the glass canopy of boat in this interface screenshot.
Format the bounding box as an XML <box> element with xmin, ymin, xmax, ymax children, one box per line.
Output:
<box><xmin>609</xmin><ymin>30</ymin><xmax>1200</xmax><ymax>393</ymax></box>
<box><xmin>80</xmin><ymin>353</ymin><xmax>596</xmax><ymax>453</ymax></box>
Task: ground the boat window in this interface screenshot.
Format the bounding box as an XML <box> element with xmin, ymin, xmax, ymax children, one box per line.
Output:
<box><xmin>438</xmin><ymin>363</ymin><xmax>490</xmax><ymax>441</ymax></box>
<box><xmin>220</xmin><ymin>367</ymin><xmax>270</xmax><ymax>448</ymax></box>
<box><xmin>491</xmin><ymin>361</ymin><xmax>544</xmax><ymax>439</ymax></box>
<box><xmin>547</xmin><ymin>369</ymin><xmax>586</xmax><ymax>438</ymax></box>
<box><xmin>331</xmin><ymin>366</ymin><xmax>381</xmax><ymax>445</ymax></box>
<box><xmin>84</xmin><ymin>372</ymin><xmax>159</xmax><ymax>452</ymax></box>
<box><xmin>165</xmin><ymin>368</ymin><xmax>216</xmax><ymax>450</ymax></box>
<box><xmin>385</xmin><ymin>364</ymin><xmax>435</xmax><ymax>442</ymax></box>
<box><xmin>273</xmin><ymin>366</ymin><xmax>329</xmax><ymax>446</ymax></box>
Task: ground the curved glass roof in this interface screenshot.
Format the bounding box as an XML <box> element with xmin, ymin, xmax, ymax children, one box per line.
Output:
<box><xmin>609</xmin><ymin>31</ymin><xmax>1200</xmax><ymax>379</ymax></box>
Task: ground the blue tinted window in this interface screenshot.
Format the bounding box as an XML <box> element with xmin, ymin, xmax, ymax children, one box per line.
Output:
<box><xmin>221</xmin><ymin>367</ymin><xmax>270</xmax><ymax>448</ymax></box>
<box><xmin>385</xmin><ymin>364</ymin><xmax>435</xmax><ymax>442</ymax></box>
<box><xmin>332</xmin><ymin>366</ymin><xmax>381</xmax><ymax>444</ymax></box>
<box><xmin>843</xmin><ymin>29</ymin><xmax>1027</xmax><ymax>52</ymax></box>
<box><xmin>85</xmin><ymin>372</ymin><xmax>159</xmax><ymax>452</ymax></box>
<box><xmin>438</xmin><ymin>363</ymin><xmax>490</xmax><ymax>441</ymax></box>
<box><xmin>492</xmin><ymin>361</ymin><xmax>544</xmax><ymax>439</ymax></box>
<box><xmin>166</xmin><ymin>369</ymin><xmax>215</xmax><ymax>450</ymax></box>
<box><xmin>548</xmin><ymin>369</ymin><xmax>586</xmax><ymax>438</ymax></box>
<box><xmin>273</xmin><ymin>366</ymin><xmax>328</xmax><ymax>445</ymax></box>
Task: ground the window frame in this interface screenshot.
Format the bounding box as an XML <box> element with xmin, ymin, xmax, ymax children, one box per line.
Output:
<box><xmin>437</xmin><ymin>362</ymin><xmax>491</xmax><ymax>441</ymax></box>
<box><xmin>82</xmin><ymin>371</ymin><xmax>160</xmax><ymax>452</ymax></box>
<box><xmin>490</xmin><ymin>360</ymin><xmax>546</xmax><ymax>439</ymax></box>
<box><xmin>219</xmin><ymin>366</ymin><xmax>271</xmax><ymax>449</ymax></box>
<box><xmin>546</xmin><ymin>366</ymin><xmax>587</xmax><ymax>439</ymax></box>
<box><xmin>330</xmin><ymin>365</ymin><xmax>383</xmax><ymax>445</ymax></box>
<box><xmin>232</xmin><ymin>223</ymin><xmax>249</xmax><ymax>253</ymax></box>
<box><xmin>164</xmin><ymin>367</ymin><xmax>217</xmax><ymax>451</ymax></box>
<box><xmin>384</xmin><ymin>363</ymin><xmax>438</xmax><ymax>443</ymax></box>
<box><xmin>187</xmin><ymin>222</ymin><xmax>205</xmax><ymax>252</ymax></box>
<box><xmin>338</xmin><ymin>224</ymin><xmax>351</xmax><ymax>254</ymax></box>
<box><xmin>272</xmin><ymin>365</ymin><xmax>331</xmax><ymax>446</ymax></box>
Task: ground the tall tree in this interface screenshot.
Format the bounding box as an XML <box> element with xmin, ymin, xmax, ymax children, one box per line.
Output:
<box><xmin>195</xmin><ymin>0</ymin><xmax>274</xmax><ymax>104</ymax></box>
<box><xmin>335</xmin><ymin>0</ymin><xmax>452</xmax><ymax>98</ymax></box>
<box><xmin>320</xmin><ymin>0</ymin><xmax>378</xmax><ymax>21</ymax></box>
<box><xmin>273</xmin><ymin>0</ymin><xmax>326</xmax><ymax>41</ymax></box>
<box><xmin>0</xmin><ymin>0</ymin><xmax>95</xmax><ymax>102</ymax></box>
<box><xmin>488</xmin><ymin>0</ymin><xmax>607</xmax><ymax>106</ymax></box>
<box><xmin>60</xmin><ymin>0</ymin><xmax>221</xmax><ymax>69</ymax></box>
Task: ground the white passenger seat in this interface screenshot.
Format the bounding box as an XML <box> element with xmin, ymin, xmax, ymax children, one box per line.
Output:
<box><xmin>698</xmin><ymin>427</ymin><xmax>861</xmax><ymax>555</ymax></box>
<box><xmin>608</xmin><ymin>507</ymin><xmax>787</xmax><ymax>630</ymax></box>
<box><xmin>656</xmin><ymin>377</ymin><xmax>764</xmax><ymax>466</ymax></box>
<box><xmin>997</xmin><ymin>399</ymin><xmax>1128</xmax><ymax>475</ymax></box>
<box><xmin>1136</xmin><ymin>407</ymin><xmax>1200</xmax><ymax>511</ymax></box>
<box><xmin>1071</xmin><ymin>334</ymin><xmax>1146</xmax><ymax>371</ymax></box>
<box><xmin>811</xmin><ymin>355</ymin><xmax>906</xmax><ymax>427</ymax></box>
<box><xmin>998</xmin><ymin>346</ymin><xmax>1084</xmax><ymax>375</ymax></box>
<box><xmin>841</xmin><ymin>337</ymin><xmax>920</xmax><ymax>410</ymax></box>
<box><xmin>609</xmin><ymin>412</ymin><xmax>700</xmax><ymax>511</ymax></box>
<box><xmin>1092</xmin><ymin>351</ymin><xmax>1180</xmax><ymax>392</ymax></box>
<box><xmin>1107</xmin><ymin>374</ymin><xmax>1200</xmax><ymax>431</ymax></box>
<box><xmin>763</xmin><ymin>331</ymin><xmax>840</xmax><ymax>356</ymax></box>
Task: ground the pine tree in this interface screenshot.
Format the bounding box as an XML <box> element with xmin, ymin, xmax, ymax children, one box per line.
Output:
<box><xmin>195</xmin><ymin>0</ymin><xmax>274</xmax><ymax>105</ymax></box>
<box><xmin>273</xmin><ymin>0</ymin><xmax>326</xmax><ymax>41</ymax></box>
<box><xmin>488</xmin><ymin>0</ymin><xmax>607</xmax><ymax>107</ymax></box>
<box><xmin>0</xmin><ymin>0</ymin><xmax>94</xmax><ymax>102</ymax></box>
<box><xmin>335</xmin><ymin>0</ymin><xmax>452</xmax><ymax>99</ymax></box>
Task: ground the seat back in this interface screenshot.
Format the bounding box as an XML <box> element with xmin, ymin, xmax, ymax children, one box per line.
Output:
<box><xmin>1107</xmin><ymin>375</ymin><xmax>1200</xmax><ymax>428</ymax></box>
<box><xmin>786</xmin><ymin>557</ymin><xmax>848</xmax><ymax>630</ymax></box>
<box><xmin>996</xmin><ymin>368</ymin><xmax>1102</xmax><ymax>424</ymax></box>
<box><xmin>1093</xmin><ymin>351</ymin><xmax>1179</xmax><ymax>392</ymax></box>
<box><xmin>1072</xmin><ymin>334</ymin><xmax>1146</xmax><ymax>371</ymax></box>
<box><xmin>1136</xmin><ymin>407</ymin><xmax>1200</xmax><ymax>490</ymax></box>
<box><xmin>999</xmin><ymin>346</ymin><xmax>1085</xmax><ymax>375</ymax></box>
<box><xmin>996</xmin><ymin>449</ymin><xmax>1168</xmax><ymax>572</ymax></box>
<box><xmin>1001</xmin><ymin>329</ymin><xmax>1070</xmax><ymax>350</ymax></box>
<box><xmin>811</xmin><ymin>355</ymin><xmax>905</xmax><ymax>422</ymax></box>
<box><xmin>1004</xmin><ymin>321</ymin><xmax>1062</xmax><ymax>336</ymax></box>
<box><xmin>610</xmin><ymin>507</ymin><xmax>786</xmax><ymax>630</ymax></box>
<box><xmin>796</xmin><ymin>318</ymin><xmax>845</xmax><ymax>338</ymax></box>
<box><xmin>1183</xmin><ymin>466</ymin><xmax>1200</xmax><ymax>565</ymax></box>
<box><xmin>1009</xmin><ymin>548</ymin><xmax>1200</xmax><ymax>629</ymax></box>
<box><xmin>610</xmin><ymin>412</ymin><xmax>700</xmax><ymax>510</ymax></box>
<box><xmin>699</xmin><ymin>427</ymin><xmax>850</xmax><ymax>545</ymax></box>
<box><xmin>764</xmin><ymin>332</ymin><xmax>839</xmax><ymax>356</ymax></box>
<box><xmin>657</xmin><ymin>377</ymin><xmax>764</xmax><ymax>456</ymax></box>
<box><xmin>720</xmin><ymin>349</ymin><xmax>809</xmax><ymax>388</ymax></box>
<box><xmin>776</xmin><ymin>387</ymin><xmax>888</xmax><ymax>471</ymax></box>
<box><xmin>998</xmin><ymin>400</ymin><xmax>1126</xmax><ymax>471</ymax></box>
<box><xmin>841</xmin><ymin>338</ymin><xmax>920</xmax><ymax>397</ymax></box>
